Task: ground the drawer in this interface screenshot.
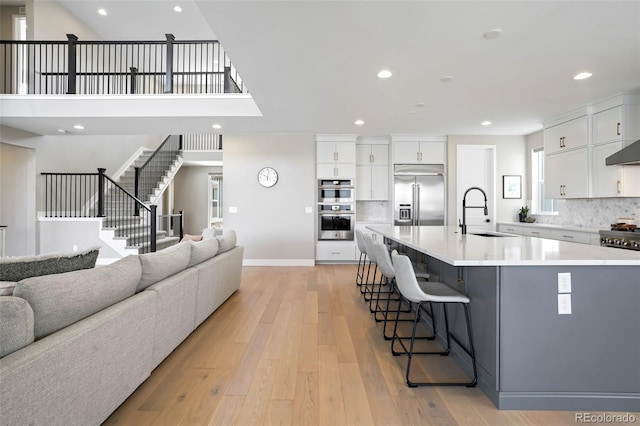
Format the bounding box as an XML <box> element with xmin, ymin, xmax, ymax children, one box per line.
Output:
<box><xmin>497</xmin><ymin>224</ymin><xmax>522</xmax><ymax>235</ymax></box>
<box><xmin>548</xmin><ymin>229</ymin><xmax>591</xmax><ymax>244</ymax></box>
<box><xmin>316</xmin><ymin>242</ymin><xmax>356</xmax><ymax>261</ymax></box>
<box><xmin>522</xmin><ymin>227</ymin><xmax>550</xmax><ymax>238</ymax></box>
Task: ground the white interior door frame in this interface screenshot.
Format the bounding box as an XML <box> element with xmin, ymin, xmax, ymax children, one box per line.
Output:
<box><xmin>456</xmin><ymin>144</ymin><xmax>496</xmax><ymax>231</ymax></box>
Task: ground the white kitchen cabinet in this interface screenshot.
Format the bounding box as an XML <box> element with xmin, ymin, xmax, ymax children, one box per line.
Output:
<box><xmin>497</xmin><ymin>224</ymin><xmax>523</xmax><ymax>235</ymax></box>
<box><xmin>356</xmin><ymin>144</ymin><xmax>389</xmax><ymax>200</ymax></box>
<box><xmin>547</xmin><ymin>229</ymin><xmax>591</xmax><ymax>244</ymax></box>
<box><xmin>544</xmin><ymin>115</ymin><xmax>588</xmax><ymax>155</ymax></box>
<box><xmin>393</xmin><ymin>141</ymin><xmax>445</xmax><ymax>164</ymax></box>
<box><xmin>316</xmin><ymin>241</ymin><xmax>356</xmax><ymax>262</ymax></box>
<box><xmin>317</xmin><ymin>139</ymin><xmax>356</xmax><ymax>179</ymax></box>
<box><xmin>317</xmin><ymin>141</ymin><xmax>356</xmax><ymax>164</ymax></box>
<box><xmin>545</xmin><ymin>148</ymin><xmax>589</xmax><ymax>198</ymax></box>
<box><xmin>592</xmin><ymin>106</ymin><xmax>623</xmax><ymax>145</ymax></box>
<box><xmin>592</xmin><ymin>141</ymin><xmax>640</xmax><ymax>197</ymax></box>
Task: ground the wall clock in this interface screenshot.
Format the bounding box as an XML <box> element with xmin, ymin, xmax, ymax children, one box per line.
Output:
<box><xmin>257</xmin><ymin>167</ymin><xmax>278</xmax><ymax>188</ymax></box>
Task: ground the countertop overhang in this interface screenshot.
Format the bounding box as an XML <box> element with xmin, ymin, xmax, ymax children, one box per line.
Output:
<box><xmin>367</xmin><ymin>225</ymin><xmax>640</xmax><ymax>266</ymax></box>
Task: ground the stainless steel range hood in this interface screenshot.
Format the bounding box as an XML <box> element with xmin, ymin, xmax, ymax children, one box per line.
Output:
<box><xmin>606</xmin><ymin>139</ymin><xmax>640</xmax><ymax>165</ymax></box>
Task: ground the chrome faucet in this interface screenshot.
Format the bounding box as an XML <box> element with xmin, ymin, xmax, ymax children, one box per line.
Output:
<box><xmin>460</xmin><ymin>187</ymin><xmax>488</xmax><ymax>234</ymax></box>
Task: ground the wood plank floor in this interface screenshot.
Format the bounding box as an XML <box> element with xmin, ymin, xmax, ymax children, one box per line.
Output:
<box><xmin>104</xmin><ymin>265</ymin><xmax>637</xmax><ymax>425</ymax></box>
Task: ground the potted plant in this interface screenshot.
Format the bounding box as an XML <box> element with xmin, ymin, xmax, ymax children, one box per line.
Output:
<box><xmin>518</xmin><ymin>205</ymin><xmax>529</xmax><ymax>222</ymax></box>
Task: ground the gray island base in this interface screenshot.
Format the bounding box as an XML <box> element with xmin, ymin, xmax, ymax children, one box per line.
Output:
<box><xmin>368</xmin><ymin>225</ymin><xmax>640</xmax><ymax>412</ymax></box>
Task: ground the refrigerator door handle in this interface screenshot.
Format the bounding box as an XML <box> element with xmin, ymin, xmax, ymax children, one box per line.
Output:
<box><xmin>415</xmin><ymin>184</ymin><xmax>420</xmax><ymax>225</ymax></box>
<box><xmin>411</xmin><ymin>183</ymin><xmax>416</xmax><ymax>225</ymax></box>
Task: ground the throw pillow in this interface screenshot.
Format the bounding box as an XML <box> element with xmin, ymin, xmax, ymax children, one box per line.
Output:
<box><xmin>0</xmin><ymin>281</ymin><xmax>16</xmax><ymax>296</ymax></box>
<box><xmin>137</xmin><ymin>242</ymin><xmax>191</xmax><ymax>292</ymax></box>
<box><xmin>181</xmin><ymin>234</ymin><xmax>203</xmax><ymax>242</ymax></box>
<box><xmin>201</xmin><ymin>228</ymin><xmax>217</xmax><ymax>240</ymax></box>
<box><xmin>13</xmin><ymin>255</ymin><xmax>141</xmax><ymax>340</ymax></box>
<box><xmin>216</xmin><ymin>230</ymin><xmax>237</xmax><ymax>254</ymax></box>
<box><xmin>187</xmin><ymin>238</ymin><xmax>219</xmax><ymax>267</ymax></box>
<box><xmin>0</xmin><ymin>246</ymin><xmax>100</xmax><ymax>282</ymax></box>
<box><xmin>0</xmin><ymin>296</ymin><xmax>35</xmax><ymax>358</ymax></box>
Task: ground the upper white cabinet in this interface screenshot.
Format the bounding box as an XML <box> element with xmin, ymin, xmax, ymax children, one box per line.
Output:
<box><xmin>316</xmin><ymin>135</ymin><xmax>357</xmax><ymax>179</ymax></box>
<box><xmin>356</xmin><ymin>142</ymin><xmax>389</xmax><ymax>200</ymax></box>
<box><xmin>543</xmin><ymin>115</ymin><xmax>588</xmax><ymax>155</ymax></box>
<box><xmin>591</xmin><ymin>97</ymin><xmax>640</xmax><ymax>197</ymax></box>
<box><xmin>392</xmin><ymin>140</ymin><xmax>446</xmax><ymax>164</ymax></box>
<box><xmin>545</xmin><ymin>148</ymin><xmax>589</xmax><ymax>198</ymax></box>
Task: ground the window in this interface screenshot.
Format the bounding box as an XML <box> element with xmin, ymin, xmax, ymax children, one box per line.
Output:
<box><xmin>531</xmin><ymin>148</ymin><xmax>557</xmax><ymax>214</ymax></box>
<box><xmin>208</xmin><ymin>174</ymin><xmax>223</xmax><ymax>229</ymax></box>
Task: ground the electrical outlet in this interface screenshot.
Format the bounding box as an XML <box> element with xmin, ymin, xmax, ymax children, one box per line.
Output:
<box><xmin>558</xmin><ymin>272</ymin><xmax>571</xmax><ymax>293</ymax></box>
<box><xmin>558</xmin><ymin>294</ymin><xmax>572</xmax><ymax>315</ymax></box>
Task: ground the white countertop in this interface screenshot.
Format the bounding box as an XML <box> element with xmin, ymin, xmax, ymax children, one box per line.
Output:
<box><xmin>498</xmin><ymin>222</ymin><xmax>601</xmax><ymax>234</ymax></box>
<box><xmin>367</xmin><ymin>225</ymin><xmax>640</xmax><ymax>266</ymax></box>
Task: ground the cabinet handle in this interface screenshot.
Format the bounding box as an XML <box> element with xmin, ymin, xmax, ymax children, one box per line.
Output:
<box><xmin>562</xmin><ymin>235</ymin><xmax>574</xmax><ymax>239</ymax></box>
<box><xmin>617</xmin><ymin>179</ymin><xmax>621</xmax><ymax>194</ymax></box>
<box><xmin>370</xmin><ymin>154</ymin><xmax>374</xmax><ymax>163</ymax></box>
<box><xmin>531</xmin><ymin>231</ymin><xmax>540</xmax><ymax>235</ymax></box>
<box><xmin>417</xmin><ymin>152</ymin><xmax>420</xmax><ymax>161</ymax></box>
<box><xmin>334</xmin><ymin>152</ymin><xmax>338</xmax><ymax>161</ymax></box>
<box><xmin>419</xmin><ymin>152</ymin><xmax>423</xmax><ymax>161</ymax></box>
<box><xmin>617</xmin><ymin>122</ymin><xmax>621</xmax><ymax>136</ymax></box>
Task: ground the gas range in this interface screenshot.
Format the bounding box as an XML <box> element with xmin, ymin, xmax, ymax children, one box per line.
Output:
<box><xmin>599</xmin><ymin>229</ymin><xmax>640</xmax><ymax>251</ymax></box>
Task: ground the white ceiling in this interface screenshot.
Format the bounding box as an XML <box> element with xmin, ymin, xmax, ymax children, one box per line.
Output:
<box><xmin>3</xmin><ymin>0</ymin><xmax>640</xmax><ymax>137</ymax></box>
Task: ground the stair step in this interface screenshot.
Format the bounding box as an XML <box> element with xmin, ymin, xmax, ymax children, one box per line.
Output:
<box><xmin>113</xmin><ymin>229</ymin><xmax>167</xmax><ymax>241</ymax></box>
<box><xmin>127</xmin><ymin>236</ymin><xmax>180</xmax><ymax>254</ymax></box>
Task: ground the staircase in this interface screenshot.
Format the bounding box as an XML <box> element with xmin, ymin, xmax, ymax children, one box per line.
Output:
<box><xmin>100</xmin><ymin>143</ymin><xmax>184</xmax><ymax>255</ymax></box>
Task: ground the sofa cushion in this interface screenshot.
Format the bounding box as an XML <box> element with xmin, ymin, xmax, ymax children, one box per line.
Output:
<box><xmin>137</xmin><ymin>242</ymin><xmax>191</xmax><ymax>292</ymax></box>
<box><xmin>0</xmin><ymin>281</ymin><xmax>16</xmax><ymax>296</ymax></box>
<box><xmin>187</xmin><ymin>238</ymin><xmax>219</xmax><ymax>267</ymax></box>
<box><xmin>0</xmin><ymin>246</ymin><xmax>100</xmax><ymax>282</ymax></box>
<box><xmin>13</xmin><ymin>255</ymin><xmax>141</xmax><ymax>339</ymax></box>
<box><xmin>216</xmin><ymin>230</ymin><xmax>237</xmax><ymax>254</ymax></box>
<box><xmin>0</xmin><ymin>296</ymin><xmax>34</xmax><ymax>358</ymax></box>
<box><xmin>201</xmin><ymin>228</ymin><xmax>217</xmax><ymax>240</ymax></box>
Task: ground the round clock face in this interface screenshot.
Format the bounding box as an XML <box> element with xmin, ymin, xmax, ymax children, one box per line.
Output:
<box><xmin>258</xmin><ymin>167</ymin><xmax>278</xmax><ymax>187</ymax></box>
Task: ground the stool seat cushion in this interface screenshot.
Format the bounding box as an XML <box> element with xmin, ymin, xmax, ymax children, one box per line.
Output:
<box><xmin>417</xmin><ymin>281</ymin><xmax>470</xmax><ymax>304</ymax></box>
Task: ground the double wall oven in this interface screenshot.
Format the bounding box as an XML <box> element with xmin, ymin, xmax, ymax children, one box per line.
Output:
<box><xmin>318</xmin><ymin>179</ymin><xmax>354</xmax><ymax>241</ymax></box>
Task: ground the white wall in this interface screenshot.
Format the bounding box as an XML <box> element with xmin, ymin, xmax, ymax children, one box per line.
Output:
<box><xmin>223</xmin><ymin>134</ymin><xmax>315</xmax><ymax>265</ymax></box>
<box><xmin>32</xmin><ymin>1</ymin><xmax>101</xmax><ymax>40</ymax></box>
<box><xmin>0</xmin><ymin>142</ymin><xmax>36</xmax><ymax>256</ymax></box>
<box><xmin>447</xmin><ymin>135</ymin><xmax>527</xmax><ymax>226</ymax></box>
<box><xmin>174</xmin><ymin>165</ymin><xmax>223</xmax><ymax>235</ymax></box>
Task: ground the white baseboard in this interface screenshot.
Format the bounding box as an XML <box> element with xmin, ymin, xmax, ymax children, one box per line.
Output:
<box><xmin>242</xmin><ymin>259</ymin><xmax>315</xmax><ymax>267</ymax></box>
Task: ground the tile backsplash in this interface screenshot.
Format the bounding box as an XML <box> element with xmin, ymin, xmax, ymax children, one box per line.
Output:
<box><xmin>356</xmin><ymin>201</ymin><xmax>391</xmax><ymax>223</ymax></box>
<box><xmin>533</xmin><ymin>198</ymin><xmax>640</xmax><ymax>229</ymax></box>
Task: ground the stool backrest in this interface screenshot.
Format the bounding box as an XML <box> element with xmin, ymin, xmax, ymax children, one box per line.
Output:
<box><xmin>372</xmin><ymin>240</ymin><xmax>394</xmax><ymax>280</ymax></box>
<box><xmin>392</xmin><ymin>253</ymin><xmax>427</xmax><ymax>303</ymax></box>
<box><xmin>355</xmin><ymin>229</ymin><xmax>367</xmax><ymax>254</ymax></box>
<box><xmin>363</xmin><ymin>233</ymin><xmax>377</xmax><ymax>263</ymax></box>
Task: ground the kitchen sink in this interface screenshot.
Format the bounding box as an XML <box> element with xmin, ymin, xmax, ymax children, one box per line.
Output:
<box><xmin>469</xmin><ymin>232</ymin><xmax>513</xmax><ymax>237</ymax></box>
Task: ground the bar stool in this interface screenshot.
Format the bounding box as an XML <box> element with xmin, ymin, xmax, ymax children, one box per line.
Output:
<box><xmin>354</xmin><ymin>229</ymin><xmax>367</xmax><ymax>289</ymax></box>
<box><xmin>371</xmin><ymin>240</ymin><xmax>432</xmax><ymax>338</ymax></box>
<box><xmin>391</xmin><ymin>252</ymin><xmax>478</xmax><ymax>388</ymax></box>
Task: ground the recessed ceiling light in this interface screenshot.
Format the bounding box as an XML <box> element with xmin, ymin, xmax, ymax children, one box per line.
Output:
<box><xmin>212</xmin><ymin>124</ymin><xmax>222</xmax><ymax>129</ymax></box>
<box><xmin>573</xmin><ymin>72</ymin><xmax>593</xmax><ymax>80</ymax></box>
<box><xmin>377</xmin><ymin>69</ymin><xmax>392</xmax><ymax>79</ymax></box>
<box><xmin>73</xmin><ymin>124</ymin><xmax>84</xmax><ymax>130</ymax></box>
<box><xmin>481</xmin><ymin>121</ymin><xmax>492</xmax><ymax>126</ymax></box>
<box><xmin>354</xmin><ymin>119</ymin><xmax>365</xmax><ymax>126</ymax></box>
<box><xmin>173</xmin><ymin>6</ymin><xmax>182</xmax><ymax>12</ymax></box>
<box><xmin>57</xmin><ymin>129</ymin><xmax>67</xmax><ymax>133</ymax></box>
<box><xmin>483</xmin><ymin>28</ymin><xmax>503</xmax><ymax>39</ymax></box>
<box><xmin>440</xmin><ymin>75</ymin><xmax>454</xmax><ymax>83</ymax></box>
<box><xmin>98</xmin><ymin>8</ymin><xmax>107</xmax><ymax>16</ymax></box>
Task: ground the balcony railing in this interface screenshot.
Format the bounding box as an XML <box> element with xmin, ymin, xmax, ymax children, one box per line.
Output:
<box><xmin>0</xmin><ymin>34</ymin><xmax>245</xmax><ymax>95</ymax></box>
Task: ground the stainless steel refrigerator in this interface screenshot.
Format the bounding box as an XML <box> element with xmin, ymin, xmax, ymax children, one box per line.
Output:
<box><xmin>394</xmin><ymin>164</ymin><xmax>445</xmax><ymax>226</ymax></box>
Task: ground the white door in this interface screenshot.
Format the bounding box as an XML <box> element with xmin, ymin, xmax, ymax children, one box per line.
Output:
<box><xmin>456</xmin><ymin>145</ymin><xmax>496</xmax><ymax>232</ymax></box>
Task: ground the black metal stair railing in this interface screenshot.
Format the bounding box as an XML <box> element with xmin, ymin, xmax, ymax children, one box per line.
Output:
<box><xmin>40</xmin><ymin>168</ymin><xmax>178</xmax><ymax>253</ymax></box>
<box><xmin>135</xmin><ymin>135</ymin><xmax>182</xmax><ymax>206</ymax></box>
<box><xmin>0</xmin><ymin>34</ymin><xmax>245</xmax><ymax>95</ymax></box>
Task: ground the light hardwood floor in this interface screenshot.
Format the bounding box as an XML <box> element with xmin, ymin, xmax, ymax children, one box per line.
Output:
<box><xmin>104</xmin><ymin>265</ymin><xmax>636</xmax><ymax>425</ymax></box>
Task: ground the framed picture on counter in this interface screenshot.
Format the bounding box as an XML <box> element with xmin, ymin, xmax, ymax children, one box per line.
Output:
<box><xmin>503</xmin><ymin>175</ymin><xmax>521</xmax><ymax>199</ymax></box>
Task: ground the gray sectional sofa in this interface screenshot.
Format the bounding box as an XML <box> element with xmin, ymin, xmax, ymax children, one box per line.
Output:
<box><xmin>0</xmin><ymin>231</ymin><xmax>243</xmax><ymax>426</ymax></box>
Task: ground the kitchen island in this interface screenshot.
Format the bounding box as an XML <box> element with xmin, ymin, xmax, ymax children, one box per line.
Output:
<box><xmin>368</xmin><ymin>225</ymin><xmax>640</xmax><ymax>411</ymax></box>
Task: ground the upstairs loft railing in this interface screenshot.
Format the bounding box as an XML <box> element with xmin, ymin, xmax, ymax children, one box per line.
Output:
<box><xmin>135</xmin><ymin>134</ymin><xmax>182</xmax><ymax>206</ymax></box>
<box><xmin>182</xmin><ymin>134</ymin><xmax>223</xmax><ymax>151</ymax></box>
<box><xmin>41</xmin><ymin>169</ymin><xmax>183</xmax><ymax>253</ymax></box>
<box><xmin>0</xmin><ymin>34</ymin><xmax>245</xmax><ymax>95</ymax></box>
